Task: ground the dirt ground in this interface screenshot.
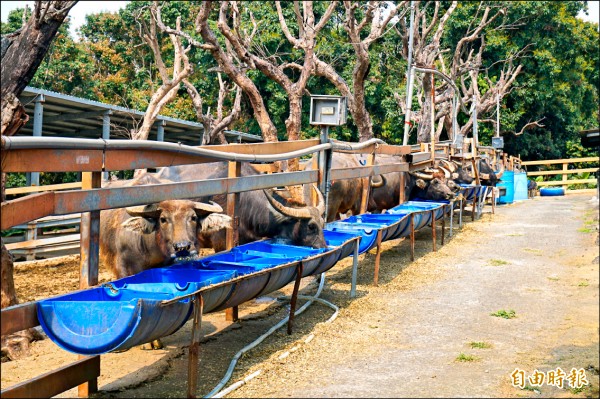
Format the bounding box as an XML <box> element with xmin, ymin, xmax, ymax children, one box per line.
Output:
<box><xmin>1</xmin><ymin>194</ymin><xmax>598</xmax><ymax>398</ymax></box>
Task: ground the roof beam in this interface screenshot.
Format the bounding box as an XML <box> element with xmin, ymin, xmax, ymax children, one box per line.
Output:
<box><xmin>44</xmin><ymin>110</ymin><xmax>112</xmax><ymax>123</ymax></box>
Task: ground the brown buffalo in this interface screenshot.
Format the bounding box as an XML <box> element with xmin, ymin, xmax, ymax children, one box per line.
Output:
<box><xmin>100</xmin><ymin>175</ymin><xmax>231</xmax><ymax>279</ymax></box>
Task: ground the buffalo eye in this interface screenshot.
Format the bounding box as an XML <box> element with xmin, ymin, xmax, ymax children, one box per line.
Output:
<box><xmin>160</xmin><ymin>217</ymin><xmax>167</xmax><ymax>224</ymax></box>
<box><xmin>191</xmin><ymin>215</ymin><xmax>198</xmax><ymax>222</ymax></box>
<box><xmin>308</xmin><ymin>222</ymin><xmax>317</xmax><ymax>232</ymax></box>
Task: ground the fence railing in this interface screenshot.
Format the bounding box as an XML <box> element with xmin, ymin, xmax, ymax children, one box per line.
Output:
<box><xmin>0</xmin><ymin>136</ymin><xmax>414</xmax><ymax>399</ymax></box>
<box><xmin>522</xmin><ymin>156</ymin><xmax>599</xmax><ymax>193</ymax></box>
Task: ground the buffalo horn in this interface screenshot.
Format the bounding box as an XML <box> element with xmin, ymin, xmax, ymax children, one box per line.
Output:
<box><xmin>313</xmin><ymin>184</ymin><xmax>326</xmax><ymax>216</ymax></box>
<box><xmin>264</xmin><ymin>189</ymin><xmax>312</xmax><ymax>219</ymax></box>
<box><xmin>440</xmin><ymin>159</ymin><xmax>456</xmax><ymax>173</ymax></box>
<box><xmin>495</xmin><ymin>162</ymin><xmax>505</xmax><ymax>179</ymax></box>
<box><xmin>125</xmin><ymin>203</ymin><xmax>161</xmax><ymax>218</ymax></box>
<box><xmin>370</xmin><ymin>174</ymin><xmax>386</xmax><ymax>188</ymax></box>
<box><xmin>438</xmin><ymin>166</ymin><xmax>451</xmax><ymax>179</ymax></box>
<box><xmin>193</xmin><ymin>200</ymin><xmax>223</xmax><ymax>215</ymax></box>
<box><xmin>409</xmin><ymin>171</ymin><xmax>434</xmax><ymax>180</ymax></box>
<box><xmin>480</xmin><ymin>173</ymin><xmax>490</xmax><ymax>180</ymax></box>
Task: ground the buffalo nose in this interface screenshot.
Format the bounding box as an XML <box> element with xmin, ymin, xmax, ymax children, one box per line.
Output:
<box><xmin>173</xmin><ymin>241</ymin><xmax>191</xmax><ymax>252</ymax></box>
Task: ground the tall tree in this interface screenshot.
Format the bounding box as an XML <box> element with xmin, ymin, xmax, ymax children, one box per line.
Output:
<box><xmin>313</xmin><ymin>1</ymin><xmax>408</xmax><ymax>142</ymax></box>
<box><xmin>1</xmin><ymin>0</ymin><xmax>78</xmax><ymax>361</ymax></box>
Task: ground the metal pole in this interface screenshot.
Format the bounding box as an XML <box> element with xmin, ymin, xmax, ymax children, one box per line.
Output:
<box><xmin>430</xmin><ymin>69</ymin><xmax>435</xmax><ymax>162</ymax></box>
<box><xmin>496</xmin><ymin>94</ymin><xmax>500</xmax><ymax>138</ymax></box>
<box><xmin>402</xmin><ymin>1</ymin><xmax>415</xmax><ymax>146</ymax></box>
<box><xmin>28</xmin><ymin>94</ymin><xmax>45</xmax><ymax>187</ymax></box>
<box><xmin>472</xmin><ymin>95</ymin><xmax>479</xmax><ymax>150</ymax></box>
<box><xmin>156</xmin><ymin>120</ymin><xmax>165</xmax><ymax>142</ymax></box>
<box><xmin>102</xmin><ymin>110</ymin><xmax>111</xmax><ymax>181</ymax></box>
<box><xmin>350</xmin><ymin>239</ymin><xmax>359</xmax><ymax>298</ymax></box>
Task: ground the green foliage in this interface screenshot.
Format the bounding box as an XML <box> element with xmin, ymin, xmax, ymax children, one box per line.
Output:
<box><xmin>455</xmin><ymin>353</ymin><xmax>480</xmax><ymax>362</ymax></box>
<box><xmin>9</xmin><ymin>0</ymin><xmax>596</xmax><ymax>162</ymax></box>
<box><xmin>490</xmin><ymin>309</ymin><xmax>517</xmax><ymax>319</ymax></box>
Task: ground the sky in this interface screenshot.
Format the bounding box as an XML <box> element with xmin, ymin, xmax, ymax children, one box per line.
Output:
<box><xmin>1</xmin><ymin>1</ymin><xmax>130</xmax><ymax>38</ymax></box>
<box><xmin>1</xmin><ymin>0</ymin><xmax>599</xmax><ymax>37</ymax></box>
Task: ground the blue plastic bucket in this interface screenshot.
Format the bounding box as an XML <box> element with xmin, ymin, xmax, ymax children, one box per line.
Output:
<box><xmin>497</xmin><ymin>171</ymin><xmax>515</xmax><ymax>204</ymax></box>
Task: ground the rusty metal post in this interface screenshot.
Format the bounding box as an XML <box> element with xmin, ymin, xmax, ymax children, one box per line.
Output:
<box><xmin>225</xmin><ymin>161</ymin><xmax>241</xmax><ymax>322</ymax></box>
<box><xmin>78</xmin><ymin>171</ymin><xmax>101</xmax><ymax>397</ymax></box>
<box><xmin>410</xmin><ymin>213</ymin><xmax>415</xmax><ymax>261</ymax></box>
<box><xmin>359</xmin><ymin>152</ymin><xmax>375</xmax><ymax>214</ymax></box>
<box><xmin>79</xmin><ymin>171</ymin><xmax>101</xmax><ymax>290</ymax></box>
<box><xmin>441</xmin><ymin>205</ymin><xmax>446</xmax><ymax>245</ymax></box>
<box><xmin>399</xmin><ymin>172</ymin><xmax>406</xmax><ymax>205</ymax></box>
<box><xmin>373</xmin><ymin>230</ymin><xmax>383</xmax><ymax>286</ymax></box>
<box><xmin>287</xmin><ymin>262</ymin><xmax>304</xmax><ymax>335</ymax></box>
<box><xmin>431</xmin><ymin>210</ymin><xmax>436</xmax><ymax>252</ymax></box>
<box><xmin>187</xmin><ymin>293</ymin><xmax>204</xmax><ymax>398</ymax></box>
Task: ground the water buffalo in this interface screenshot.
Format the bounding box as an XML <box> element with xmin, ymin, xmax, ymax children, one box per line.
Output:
<box><xmin>154</xmin><ymin>162</ymin><xmax>328</xmax><ymax>251</ymax></box>
<box><xmin>100</xmin><ymin>174</ymin><xmax>232</xmax><ymax>279</ymax></box>
<box><xmin>439</xmin><ymin>159</ymin><xmax>474</xmax><ymax>185</ymax></box>
<box><xmin>302</xmin><ymin>152</ymin><xmax>376</xmax><ymax>222</ymax></box>
<box><xmin>476</xmin><ymin>158</ymin><xmax>504</xmax><ymax>186</ymax></box>
<box><xmin>367</xmin><ymin>155</ymin><xmax>456</xmax><ymax>210</ymax></box>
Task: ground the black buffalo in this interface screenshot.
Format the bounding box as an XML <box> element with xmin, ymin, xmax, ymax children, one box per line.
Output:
<box><xmin>155</xmin><ymin>163</ymin><xmax>328</xmax><ymax>251</ymax></box>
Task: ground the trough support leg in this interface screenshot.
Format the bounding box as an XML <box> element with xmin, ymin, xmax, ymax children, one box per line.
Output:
<box><xmin>441</xmin><ymin>206</ymin><xmax>446</xmax><ymax>246</ymax></box>
<box><xmin>460</xmin><ymin>199</ymin><xmax>464</xmax><ymax>227</ymax></box>
<box><xmin>287</xmin><ymin>263</ymin><xmax>304</xmax><ymax>335</ymax></box>
<box><xmin>449</xmin><ymin>202</ymin><xmax>454</xmax><ymax>237</ymax></box>
<box><xmin>410</xmin><ymin>214</ymin><xmax>415</xmax><ymax>261</ymax></box>
<box><xmin>431</xmin><ymin>210</ymin><xmax>436</xmax><ymax>252</ymax></box>
<box><xmin>374</xmin><ymin>230</ymin><xmax>383</xmax><ymax>286</ymax></box>
<box><xmin>225</xmin><ymin>306</ymin><xmax>238</xmax><ymax>322</ymax></box>
<box><xmin>492</xmin><ymin>187</ymin><xmax>496</xmax><ymax>214</ymax></box>
<box><xmin>471</xmin><ymin>195</ymin><xmax>476</xmax><ymax>222</ymax></box>
<box><xmin>350</xmin><ymin>239</ymin><xmax>359</xmax><ymax>298</ymax></box>
<box><xmin>187</xmin><ymin>294</ymin><xmax>204</xmax><ymax>399</ymax></box>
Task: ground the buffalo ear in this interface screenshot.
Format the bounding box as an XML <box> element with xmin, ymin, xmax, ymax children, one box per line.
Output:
<box><xmin>416</xmin><ymin>179</ymin><xmax>427</xmax><ymax>189</ymax></box>
<box><xmin>121</xmin><ymin>217</ymin><xmax>157</xmax><ymax>234</ymax></box>
<box><xmin>125</xmin><ymin>204</ymin><xmax>161</xmax><ymax>218</ymax></box>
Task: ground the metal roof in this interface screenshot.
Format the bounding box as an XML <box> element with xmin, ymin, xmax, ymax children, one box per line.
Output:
<box><xmin>16</xmin><ymin>87</ymin><xmax>263</xmax><ymax>145</ymax></box>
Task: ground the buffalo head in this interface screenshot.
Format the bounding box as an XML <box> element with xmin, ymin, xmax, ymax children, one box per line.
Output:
<box><xmin>264</xmin><ymin>184</ymin><xmax>328</xmax><ymax>249</ymax></box>
<box><xmin>410</xmin><ymin>170</ymin><xmax>456</xmax><ymax>201</ymax></box>
<box><xmin>123</xmin><ymin>200</ymin><xmax>231</xmax><ymax>261</ymax></box>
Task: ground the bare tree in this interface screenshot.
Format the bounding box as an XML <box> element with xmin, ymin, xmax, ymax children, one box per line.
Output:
<box><xmin>1</xmin><ymin>0</ymin><xmax>77</xmax><ymax>361</ymax></box>
<box><xmin>312</xmin><ymin>1</ymin><xmax>408</xmax><ymax>142</ymax></box>
<box><xmin>132</xmin><ymin>2</ymin><xmax>194</xmax><ymax>141</ymax></box>
<box><xmin>195</xmin><ymin>1</ymin><xmax>279</xmax><ymax>142</ymax></box>
<box><xmin>394</xmin><ymin>1</ymin><xmax>539</xmax><ymax>144</ymax></box>
<box><xmin>183</xmin><ymin>74</ymin><xmax>242</xmax><ymax>145</ymax></box>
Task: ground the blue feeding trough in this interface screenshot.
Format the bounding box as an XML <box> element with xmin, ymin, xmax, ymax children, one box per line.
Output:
<box><xmin>38</xmin><ymin>286</ymin><xmax>195</xmax><ymax>355</ymax></box>
<box><xmin>386</xmin><ymin>201</ymin><xmax>445</xmax><ymax>230</ymax></box>
<box><xmin>341</xmin><ymin>213</ymin><xmax>412</xmax><ymax>242</ymax></box>
<box><xmin>458</xmin><ymin>184</ymin><xmax>478</xmax><ymax>201</ymax></box>
<box><xmin>38</xmin><ymin>236</ymin><xmax>359</xmax><ymax>356</ymax></box>
<box><xmin>325</xmin><ymin>221</ymin><xmax>379</xmax><ymax>254</ymax></box>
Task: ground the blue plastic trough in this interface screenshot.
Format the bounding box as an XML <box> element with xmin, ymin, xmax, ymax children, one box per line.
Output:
<box><xmin>37</xmin><ymin>237</ymin><xmax>358</xmax><ymax>355</ymax></box>
<box><xmin>37</xmin><ymin>198</ymin><xmax>457</xmax><ymax>357</ymax></box>
<box><xmin>386</xmin><ymin>201</ymin><xmax>445</xmax><ymax>231</ymax></box>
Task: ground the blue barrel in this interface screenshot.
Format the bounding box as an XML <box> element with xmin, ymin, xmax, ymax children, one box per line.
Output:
<box><xmin>497</xmin><ymin>171</ymin><xmax>515</xmax><ymax>204</ymax></box>
<box><xmin>513</xmin><ymin>172</ymin><xmax>528</xmax><ymax>201</ymax></box>
<box><xmin>540</xmin><ymin>187</ymin><xmax>565</xmax><ymax>196</ymax></box>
